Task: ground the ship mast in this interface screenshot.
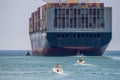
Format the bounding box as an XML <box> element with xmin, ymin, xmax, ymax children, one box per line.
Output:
<box><xmin>42</xmin><ymin>0</ymin><xmax>100</xmax><ymax>3</ymax></box>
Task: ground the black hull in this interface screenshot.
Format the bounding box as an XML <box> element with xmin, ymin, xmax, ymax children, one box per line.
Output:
<box><xmin>30</xmin><ymin>32</ymin><xmax>111</xmax><ymax>56</ymax></box>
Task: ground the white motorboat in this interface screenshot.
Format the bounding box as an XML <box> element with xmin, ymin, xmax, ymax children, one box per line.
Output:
<box><xmin>77</xmin><ymin>60</ymin><xmax>85</xmax><ymax>65</ymax></box>
<box><xmin>52</xmin><ymin>67</ymin><xmax>64</xmax><ymax>73</ymax></box>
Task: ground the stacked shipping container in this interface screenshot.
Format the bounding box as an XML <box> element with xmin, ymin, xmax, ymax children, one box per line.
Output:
<box><xmin>29</xmin><ymin>6</ymin><xmax>46</xmax><ymax>33</ymax></box>
<box><xmin>29</xmin><ymin>3</ymin><xmax>104</xmax><ymax>33</ymax></box>
<box><xmin>53</xmin><ymin>3</ymin><xmax>104</xmax><ymax>29</ymax></box>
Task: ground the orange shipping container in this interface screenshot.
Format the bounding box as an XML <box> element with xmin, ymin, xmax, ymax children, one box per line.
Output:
<box><xmin>67</xmin><ymin>0</ymin><xmax>78</xmax><ymax>3</ymax></box>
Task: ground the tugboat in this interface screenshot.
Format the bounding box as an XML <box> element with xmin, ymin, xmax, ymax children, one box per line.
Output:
<box><xmin>26</xmin><ymin>51</ymin><xmax>31</xmax><ymax>56</ymax></box>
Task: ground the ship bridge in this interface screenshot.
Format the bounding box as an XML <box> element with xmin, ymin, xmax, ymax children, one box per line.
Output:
<box><xmin>43</xmin><ymin>0</ymin><xmax>100</xmax><ymax>3</ymax></box>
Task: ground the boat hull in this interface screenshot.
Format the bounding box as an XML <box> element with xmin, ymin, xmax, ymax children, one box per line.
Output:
<box><xmin>30</xmin><ymin>32</ymin><xmax>111</xmax><ymax>56</ymax></box>
<box><xmin>32</xmin><ymin>46</ymin><xmax>107</xmax><ymax>56</ymax></box>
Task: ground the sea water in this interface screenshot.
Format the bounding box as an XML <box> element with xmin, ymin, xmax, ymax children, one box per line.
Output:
<box><xmin>0</xmin><ymin>51</ymin><xmax>120</xmax><ymax>80</ymax></box>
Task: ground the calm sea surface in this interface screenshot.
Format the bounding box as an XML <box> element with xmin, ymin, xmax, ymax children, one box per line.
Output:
<box><xmin>0</xmin><ymin>50</ymin><xmax>120</xmax><ymax>80</ymax></box>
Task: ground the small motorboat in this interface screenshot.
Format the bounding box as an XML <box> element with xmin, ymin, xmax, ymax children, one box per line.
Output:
<box><xmin>52</xmin><ymin>64</ymin><xmax>63</xmax><ymax>73</ymax></box>
<box><xmin>77</xmin><ymin>57</ymin><xmax>85</xmax><ymax>65</ymax></box>
<box><xmin>52</xmin><ymin>67</ymin><xmax>64</xmax><ymax>73</ymax></box>
<box><xmin>77</xmin><ymin>60</ymin><xmax>85</xmax><ymax>65</ymax></box>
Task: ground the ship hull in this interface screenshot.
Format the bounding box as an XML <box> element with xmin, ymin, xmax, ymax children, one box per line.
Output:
<box><xmin>30</xmin><ymin>32</ymin><xmax>111</xmax><ymax>56</ymax></box>
<box><xmin>32</xmin><ymin>46</ymin><xmax>107</xmax><ymax>56</ymax></box>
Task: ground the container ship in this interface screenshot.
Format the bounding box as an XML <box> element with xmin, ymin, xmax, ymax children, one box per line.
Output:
<box><xmin>29</xmin><ymin>0</ymin><xmax>112</xmax><ymax>56</ymax></box>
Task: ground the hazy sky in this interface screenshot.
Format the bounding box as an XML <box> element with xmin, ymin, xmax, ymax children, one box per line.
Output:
<box><xmin>0</xmin><ymin>0</ymin><xmax>120</xmax><ymax>50</ymax></box>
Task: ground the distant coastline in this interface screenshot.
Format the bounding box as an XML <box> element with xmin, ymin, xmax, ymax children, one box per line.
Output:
<box><xmin>0</xmin><ymin>50</ymin><xmax>31</xmax><ymax>56</ymax></box>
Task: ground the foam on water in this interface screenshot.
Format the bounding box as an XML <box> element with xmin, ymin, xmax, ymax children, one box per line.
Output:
<box><xmin>59</xmin><ymin>72</ymin><xmax>70</xmax><ymax>75</ymax></box>
<box><xmin>47</xmin><ymin>67</ymin><xmax>70</xmax><ymax>76</ymax></box>
<box><xmin>51</xmin><ymin>69</ymin><xmax>70</xmax><ymax>75</ymax></box>
<box><xmin>74</xmin><ymin>63</ymin><xmax>96</xmax><ymax>67</ymax></box>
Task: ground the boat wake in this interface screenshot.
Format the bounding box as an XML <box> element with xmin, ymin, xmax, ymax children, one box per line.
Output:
<box><xmin>59</xmin><ymin>72</ymin><xmax>69</xmax><ymax>75</ymax></box>
<box><xmin>47</xmin><ymin>70</ymin><xmax>69</xmax><ymax>75</ymax></box>
<box><xmin>74</xmin><ymin>63</ymin><xmax>95</xmax><ymax>66</ymax></box>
